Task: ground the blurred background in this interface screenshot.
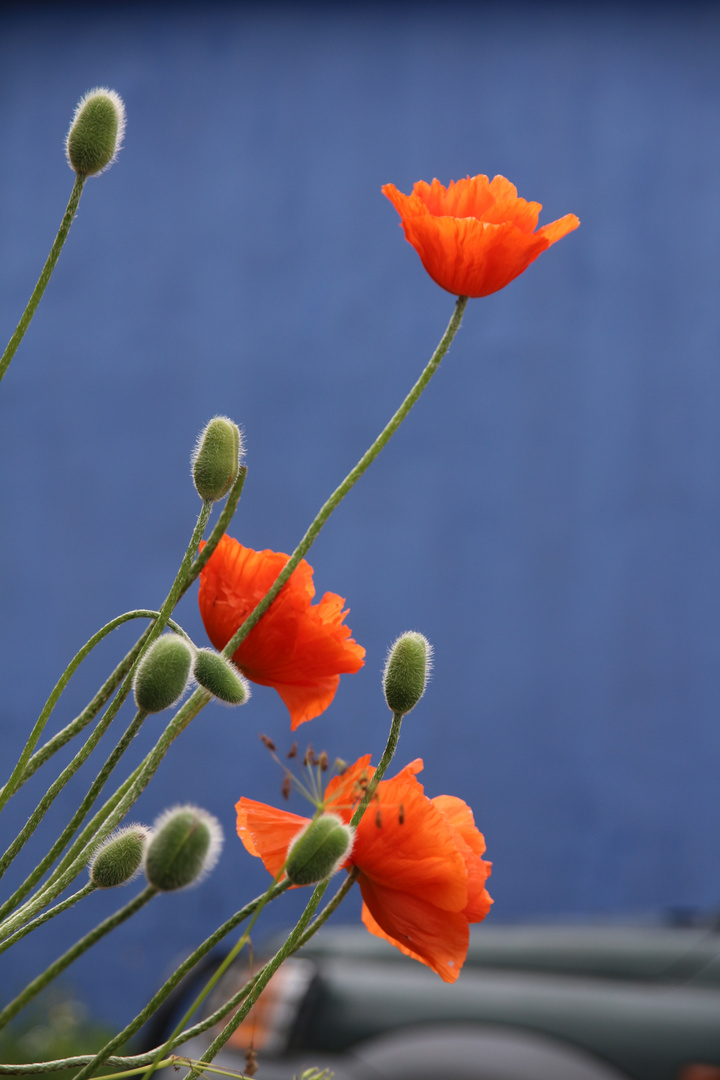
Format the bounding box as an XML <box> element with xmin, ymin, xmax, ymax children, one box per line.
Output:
<box><xmin>1</xmin><ymin>0</ymin><xmax>720</xmax><ymax>1028</ymax></box>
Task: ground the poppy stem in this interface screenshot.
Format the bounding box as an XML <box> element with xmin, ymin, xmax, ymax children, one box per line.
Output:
<box><xmin>69</xmin><ymin>881</ymin><xmax>290</xmax><ymax>1080</ymax></box>
<box><xmin>0</xmin><ymin>885</ymin><xmax>157</xmax><ymax>1033</ymax></box>
<box><xmin>0</xmin><ymin>175</ymin><xmax>85</xmax><ymax>386</ymax></box>
<box><xmin>350</xmin><ymin>712</ymin><xmax>403</xmax><ymax>828</ymax></box>
<box><xmin>0</xmin><ymin>611</ymin><xmax>186</xmax><ymax>815</ymax></box>
<box><xmin>178</xmin><ymin>868</ymin><xmax>362</xmax><ymax>1080</ymax></box>
<box><xmin>222</xmin><ymin>295</ymin><xmax>469</xmax><ymax>658</ymax></box>
<box><xmin>0</xmin><ymin>500</ymin><xmax>215</xmax><ymax>926</ymax></box>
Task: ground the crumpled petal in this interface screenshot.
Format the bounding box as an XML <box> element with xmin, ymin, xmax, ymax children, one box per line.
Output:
<box><xmin>198</xmin><ymin>535</ymin><xmax>365</xmax><ymax>728</ymax></box>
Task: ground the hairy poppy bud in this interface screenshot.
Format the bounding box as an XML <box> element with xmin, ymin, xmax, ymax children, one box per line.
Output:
<box><xmin>193</xmin><ymin>649</ymin><xmax>250</xmax><ymax>705</ymax></box>
<box><xmin>191</xmin><ymin>417</ymin><xmax>243</xmax><ymax>502</ymax></box>
<box><xmin>89</xmin><ymin>825</ymin><xmax>150</xmax><ymax>889</ymax></box>
<box><xmin>382</xmin><ymin>632</ymin><xmax>432</xmax><ymax>715</ymax></box>
<box><xmin>66</xmin><ymin>88</ymin><xmax>126</xmax><ymax>176</ymax></box>
<box><xmin>144</xmin><ymin>806</ymin><xmax>223</xmax><ymax>891</ymax></box>
<box><xmin>133</xmin><ymin>635</ymin><xmax>193</xmax><ymax>714</ymax></box>
<box><xmin>286</xmin><ymin>813</ymin><xmax>353</xmax><ymax>886</ymax></box>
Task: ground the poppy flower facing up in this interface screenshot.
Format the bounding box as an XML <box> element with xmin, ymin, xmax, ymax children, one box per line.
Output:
<box><xmin>236</xmin><ymin>756</ymin><xmax>492</xmax><ymax>982</ymax></box>
<box><xmin>383</xmin><ymin>174</ymin><xmax>579</xmax><ymax>298</ymax></box>
<box><xmin>198</xmin><ymin>535</ymin><xmax>365</xmax><ymax>729</ymax></box>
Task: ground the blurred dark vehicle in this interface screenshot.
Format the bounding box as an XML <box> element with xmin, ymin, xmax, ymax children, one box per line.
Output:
<box><xmin>154</xmin><ymin>921</ymin><xmax>720</xmax><ymax>1080</ymax></box>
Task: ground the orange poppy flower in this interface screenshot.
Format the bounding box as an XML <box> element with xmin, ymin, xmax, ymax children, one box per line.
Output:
<box><xmin>382</xmin><ymin>174</ymin><xmax>579</xmax><ymax>298</ymax></box>
<box><xmin>236</xmin><ymin>755</ymin><xmax>492</xmax><ymax>982</ymax></box>
<box><xmin>197</xmin><ymin>535</ymin><xmax>365</xmax><ymax>729</ymax></box>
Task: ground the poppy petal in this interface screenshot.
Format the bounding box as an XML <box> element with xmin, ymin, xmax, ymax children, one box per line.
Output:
<box><xmin>353</xmin><ymin>768</ymin><xmax>468</xmax><ymax>912</ymax></box>
<box><xmin>360</xmin><ymin>878</ymin><xmax>469</xmax><ymax>983</ymax></box>
<box><xmin>235</xmin><ymin>796</ymin><xmax>309</xmax><ymax>877</ymax></box>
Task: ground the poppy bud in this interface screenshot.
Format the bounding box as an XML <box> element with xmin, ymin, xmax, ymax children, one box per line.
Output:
<box><xmin>66</xmin><ymin>88</ymin><xmax>126</xmax><ymax>176</ymax></box>
<box><xmin>133</xmin><ymin>635</ymin><xmax>193</xmax><ymax>714</ymax></box>
<box><xmin>144</xmin><ymin>806</ymin><xmax>223</xmax><ymax>891</ymax></box>
<box><xmin>89</xmin><ymin>825</ymin><xmax>150</xmax><ymax>889</ymax></box>
<box><xmin>191</xmin><ymin>417</ymin><xmax>243</xmax><ymax>503</ymax></box>
<box><xmin>382</xmin><ymin>632</ymin><xmax>432</xmax><ymax>715</ymax></box>
<box><xmin>193</xmin><ymin>649</ymin><xmax>250</xmax><ymax>705</ymax></box>
<box><xmin>285</xmin><ymin>813</ymin><xmax>354</xmax><ymax>886</ymax></box>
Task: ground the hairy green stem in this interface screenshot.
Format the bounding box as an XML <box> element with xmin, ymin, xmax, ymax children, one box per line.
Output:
<box><xmin>182</xmin><ymin>705</ymin><xmax>407</xmax><ymax>1080</ymax></box>
<box><xmin>0</xmin><ymin>882</ymin><xmax>95</xmax><ymax>956</ymax></box>
<box><xmin>0</xmin><ymin>502</ymin><xmax>211</xmax><ymax>920</ymax></box>
<box><xmin>185</xmin><ymin>467</ymin><xmax>247</xmax><ymax>586</ymax></box>
<box><xmin>0</xmin><ymin>617</ymin><xmax>167</xmax><ymax>803</ymax></box>
<box><xmin>1</xmin><ymin>875</ymin><xmax>357</xmax><ymax>1076</ymax></box>
<box><xmin>350</xmin><ymin>712</ymin><xmax>403</xmax><ymax>827</ymax></box>
<box><xmin>0</xmin><ymin>886</ymin><xmax>156</xmax><ymax>1031</ymax></box>
<box><xmin>0</xmin><ymin>613</ymin><xmax>154</xmax><ymax>814</ymax></box>
<box><xmin>0</xmin><ymin>710</ymin><xmax>148</xmax><ymax>933</ymax></box>
<box><xmin>0</xmin><ymin>175</ymin><xmax>85</xmax><ymax>385</ymax></box>
<box><xmin>221</xmin><ymin>296</ymin><xmax>468</xmax><ymax>660</ymax></box>
<box><xmin>71</xmin><ymin>882</ymin><xmax>289</xmax><ymax>1080</ymax></box>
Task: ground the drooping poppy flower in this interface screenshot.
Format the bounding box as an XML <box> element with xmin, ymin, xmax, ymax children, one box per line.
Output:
<box><xmin>198</xmin><ymin>535</ymin><xmax>365</xmax><ymax>729</ymax></box>
<box><xmin>236</xmin><ymin>755</ymin><xmax>492</xmax><ymax>982</ymax></box>
<box><xmin>382</xmin><ymin>174</ymin><xmax>579</xmax><ymax>298</ymax></box>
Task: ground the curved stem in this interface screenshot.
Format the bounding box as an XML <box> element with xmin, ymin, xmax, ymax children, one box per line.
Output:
<box><xmin>0</xmin><ymin>503</ymin><xmax>211</xmax><ymax>908</ymax></box>
<box><xmin>222</xmin><ymin>296</ymin><xmax>468</xmax><ymax>660</ymax></box>
<box><xmin>182</xmin><ymin>705</ymin><xmax>408</xmax><ymax>1080</ymax></box>
<box><xmin>350</xmin><ymin>712</ymin><xmax>403</xmax><ymax>827</ymax></box>
<box><xmin>70</xmin><ymin>882</ymin><xmax>289</xmax><ymax>1080</ymax></box>
<box><xmin>0</xmin><ymin>882</ymin><xmax>96</xmax><ymax>956</ymax></box>
<box><xmin>0</xmin><ymin>175</ymin><xmax>85</xmax><ymax>385</ymax></box>
<box><xmin>0</xmin><ymin>885</ymin><xmax>156</xmax><ymax>1032</ymax></box>
<box><xmin>0</xmin><ymin>611</ymin><xmax>183</xmax><ymax>813</ymax></box>
<box><xmin>0</xmin><ymin>711</ymin><xmax>148</xmax><ymax>933</ymax></box>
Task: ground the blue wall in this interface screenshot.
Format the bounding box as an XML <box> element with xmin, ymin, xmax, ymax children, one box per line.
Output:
<box><xmin>1</xmin><ymin>0</ymin><xmax>720</xmax><ymax>1025</ymax></box>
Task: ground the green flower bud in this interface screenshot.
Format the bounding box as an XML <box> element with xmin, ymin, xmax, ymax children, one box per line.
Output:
<box><xmin>133</xmin><ymin>635</ymin><xmax>193</xmax><ymax>714</ymax></box>
<box><xmin>89</xmin><ymin>825</ymin><xmax>150</xmax><ymax>889</ymax></box>
<box><xmin>191</xmin><ymin>417</ymin><xmax>243</xmax><ymax>502</ymax></box>
<box><xmin>66</xmin><ymin>88</ymin><xmax>126</xmax><ymax>176</ymax></box>
<box><xmin>286</xmin><ymin>813</ymin><xmax>354</xmax><ymax>886</ymax></box>
<box><xmin>144</xmin><ymin>806</ymin><xmax>223</xmax><ymax>891</ymax></box>
<box><xmin>193</xmin><ymin>649</ymin><xmax>250</xmax><ymax>705</ymax></box>
<box><xmin>382</xmin><ymin>632</ymin><xmax>432</xmax><ymax>715</ymax></box>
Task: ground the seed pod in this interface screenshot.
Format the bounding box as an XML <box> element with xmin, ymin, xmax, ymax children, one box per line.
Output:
<box><xmin>66</xmin><ymin>88</ymin><xmax>126</xmax><ymax>176</ymax></box>
<box><xmin>191</xmin><ymin>417</ymin><xmax>243</xmax><ymax>502</ymax></box>
<box><xmin>133</xmin><ymin>635</ymin><xmax>193</xmax><ymax>714</ymax></box>
<box><xmin>193</xmin><ymin>649</ymin><xmax>250</xmax><ymax>705</ymax></box>
<box><xmin>382</xmin><ymin>632</ymin><xmax>432</xmax><ymax>715</ymax></box>
<box><xmin>89</xmin><ymin>825</ymin><xmax>150</xmax><ymax>889</ymax></box>
<box><xmin>144</xmin><ymin>806</ymin><xmax>223</xmax><ymax>891</ymax></box>
<box><xmin>286</xmin><ymin>813</ymin><xmax>354</xmax><ymax>886</ymax></box>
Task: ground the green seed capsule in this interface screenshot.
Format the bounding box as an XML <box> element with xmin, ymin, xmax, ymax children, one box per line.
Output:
<box><xmin>133</xmin><ymin>636</ymin><xmax>193</xmax><ymax>714</ymax></box>
<box><xmin>382</xmin><ymin>632</ymin><xmax>432</xmax><ymax>715</ymax></box>
<box><xmin>192</xmin><ymin>417</ymin><xmax>243</xmax><ymax>502</ymax></box>
<box><xmin>66</xmin><ymin>88</ymin><xmax>125</xmax><ymax>176</ymax></box>
<box><xmin>89</xmin><ymin>826</ymin><xmax>150</xmax><ymax>889</ymax></box>
<box><xmin>193</xmin><ymin>649</ymin><xmax>250</xmax><ymax>705</ymax></box>
<box><xmin>286</xmin><ymin>814</ymin><xmax>354</xmax><ymax>886</ymax></box>
<box><xmin>144</xmin><ymin>806</ymin><xmax>223</xmax><ymax>891</ymax></box>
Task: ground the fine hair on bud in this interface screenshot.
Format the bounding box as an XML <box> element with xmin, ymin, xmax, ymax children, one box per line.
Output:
<box><xmin>133</xmin><ymin>634</ymin><xmax>193</xmax><ymax>714</ymax></box>
<box><xmin>66</xmin><ymin>88</ymin><xmax>126</xmax><ymax>176</ymax></box>
<box><xmin>191</xmin><ymin>416</ymin><xmax>244</xmax><ymax>502</ymax></box>
<box><xmin>193</xmin><ymin>649</ymin><xmax>250</xmax><ymax>705</ymax></box>
<box><xmin>144</xmin><ymin>805</ymin><xmax>223</xmax><ymax>891</ymax></box>
<box><xmin>382</xmin><ymin>631</ymin><xmax>433</xmax><ymax>715</ymax></box>
<box><xmin>89</xmin><ymin>825</ymin><xmax>151</xmax><ymax>889</ymax></box>
<box><xmin>285</xmin><ymin>813</ymin><xmax>354</xmax><ymax>886</ymax></box>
